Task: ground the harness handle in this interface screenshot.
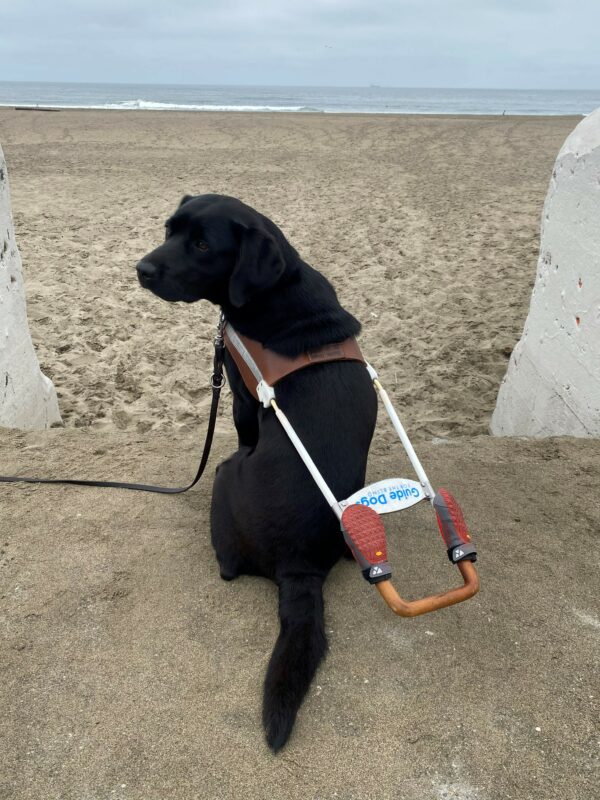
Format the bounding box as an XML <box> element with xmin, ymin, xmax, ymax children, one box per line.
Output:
<box><xmin>341</xmin><ymin>502</ymin><xmax>479</xmax><ymax>618</ymax></box>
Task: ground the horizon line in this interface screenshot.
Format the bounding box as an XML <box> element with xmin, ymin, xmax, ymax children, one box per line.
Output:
<box><xmin>1</xmin><ymin>79</ymin><xmax>599</xmax><ymax>93</ymax></box>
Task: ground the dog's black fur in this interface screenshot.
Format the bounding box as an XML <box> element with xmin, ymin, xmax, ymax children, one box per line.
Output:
<box><xmin>137</xmin><ymin>195</ymin><xmax>377</xmax><ymax>751</ymax></box>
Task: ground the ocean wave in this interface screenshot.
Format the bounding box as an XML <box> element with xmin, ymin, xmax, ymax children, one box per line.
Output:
<box><xmin>2</xmin><ymin>99</ymin><xmax>324</xmax><ymax>113</ymax></box>
<box><xmin>105</xmin><ymin>99</ymin><xmax>324</xmax><ymax>112</ymax></box>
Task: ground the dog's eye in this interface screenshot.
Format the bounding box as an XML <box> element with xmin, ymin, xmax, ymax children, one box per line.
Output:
<box><xmin>195</xmin><ymin>239</ymin><xmax>209</xmax><ymax>252</ymax></box>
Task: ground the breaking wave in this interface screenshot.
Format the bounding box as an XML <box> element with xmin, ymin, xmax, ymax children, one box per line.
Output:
<box><xmin>3</xmin><ymin>99</ymin><xmax>324</xmax><ymax>113</ymax></box>
<box><xmin>105</xmin><ymin>99</ymin><xmax>323</xmax><ymax>112</ymax></box>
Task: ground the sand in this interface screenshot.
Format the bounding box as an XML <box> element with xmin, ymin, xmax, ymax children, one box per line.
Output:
<box><xmin>0</xmin><ymin>109</ymin><xmax>598</xmax><ymax>799</ymax></box>
<box><xmin>0</xmin><ymin>109</ymin><xmax>579</xmax><ymax>437</ymax></box>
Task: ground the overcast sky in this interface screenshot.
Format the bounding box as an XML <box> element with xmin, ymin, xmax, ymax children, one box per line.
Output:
<box><xmin>1</xmin><ymin>0</ymin><xmax>599</xmax><ymax>89</ymax></box>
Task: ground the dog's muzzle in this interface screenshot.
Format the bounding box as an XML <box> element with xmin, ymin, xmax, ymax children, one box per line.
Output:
<box><xmin>136</xmin><ymin>260</ymin><xmax>159</xmax><ymax>288</ymax></box>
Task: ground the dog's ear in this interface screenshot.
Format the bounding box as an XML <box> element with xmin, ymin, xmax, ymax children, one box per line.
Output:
<box><xmin>229</xmin><ymin>226</ymin><xmax>286</xmax><ymax>308</ymax></box>
<box><xmin>178</xmin><ymin>194</ymin><xmax>194</xmax><ymax>208</ymax></box>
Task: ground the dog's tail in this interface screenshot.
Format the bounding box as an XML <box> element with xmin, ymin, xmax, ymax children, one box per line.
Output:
<box><xmin>262</xmin><ymin>574</ymin><xmax>327</xmax><ymax>752</ymax></box>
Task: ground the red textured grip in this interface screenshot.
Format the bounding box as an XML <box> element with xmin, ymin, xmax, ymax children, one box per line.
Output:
<box><xmin>341</xmin><ymin>505</ymin><xmax>388</xmax><ymax>565</ymax></box>
<box><xmin>435</xmin><ymin>488</ymin><xmax>471</xmax><ymax>547</ymax></box>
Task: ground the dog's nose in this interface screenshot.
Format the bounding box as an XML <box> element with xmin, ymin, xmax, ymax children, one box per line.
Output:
<box><xmin>136</xmin><ymin>260</ymin><xmax>158</xmax><ymax>284</ymax></box>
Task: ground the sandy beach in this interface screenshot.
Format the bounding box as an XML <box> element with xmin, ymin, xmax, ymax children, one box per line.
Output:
<box><xmin>1</xmin><ymin>109</ymin><xmax>598</xmax><ymax>799</ymax></box>
<box><xmin>0</xmin><ymin>109</ymin><xmax>580</xmax><ymax>437</ymax></box>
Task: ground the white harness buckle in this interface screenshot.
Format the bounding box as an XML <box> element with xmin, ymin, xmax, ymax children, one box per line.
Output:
<box><xmin>257</xmin><ymin>380</ymin><xmax>276</xmax><ymax>408</ymax></box>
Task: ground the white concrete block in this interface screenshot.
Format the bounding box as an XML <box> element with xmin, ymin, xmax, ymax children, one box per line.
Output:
<box><xmin>0</xmin><ymin>145</ymin><xmax>61</xmax><ymax>430</ymax></box>
<box><xmin>491</xmin><ymin>108</ymin><xmax>600</xmax><ymax>437</ymax></box>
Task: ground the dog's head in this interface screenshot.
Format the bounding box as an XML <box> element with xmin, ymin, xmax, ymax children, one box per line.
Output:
<box><xmin>136</xmin><ymin>194</ymin><xmax>293</xmax><ymax>308</ymax></box>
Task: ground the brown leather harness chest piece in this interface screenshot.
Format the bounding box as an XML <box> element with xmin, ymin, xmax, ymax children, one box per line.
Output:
<box><xmin>223</xmin><ymin>328</ymin><xmax>366</xmax><ymax>400</ymax></box>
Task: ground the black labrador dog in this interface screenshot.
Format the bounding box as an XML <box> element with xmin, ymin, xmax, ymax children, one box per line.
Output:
<box><xmin>137</xmin><ymin>194</ymin><xmax>377</xmax><ymax>751</ymax></box>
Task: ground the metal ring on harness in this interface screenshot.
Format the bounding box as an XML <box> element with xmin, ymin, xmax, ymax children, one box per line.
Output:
<box><xmin>211</xmin><ymin>374</ymin><xmax>227</xmax><ymax>389</ymax></box>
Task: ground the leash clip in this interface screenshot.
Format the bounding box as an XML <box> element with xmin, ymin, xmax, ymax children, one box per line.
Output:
<box><xmin>210</xmin><ymin>311</ymin><xmax>227</xmax><ymax>390</ymax></box>
<box><xmin>214</xmin><ymin>311</ymin><xmax>226</xmax><ymax>347</ymax></box>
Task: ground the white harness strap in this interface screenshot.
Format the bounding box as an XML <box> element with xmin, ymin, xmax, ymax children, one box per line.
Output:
<box><xmin>224</xmin><ymin>323</ymin><xmax>276</xmax><ymax>407</ymax></box>
<box><xmin>225</xmin><ymin>325</ymin><xmax>263</xmax><ymax>385</ymax></box>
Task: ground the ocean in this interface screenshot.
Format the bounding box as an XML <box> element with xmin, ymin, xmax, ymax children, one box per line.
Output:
<box><xmin>0</xmin><ymin>82</ymin><xmax>599</xmax><ymax>116</ymax></box>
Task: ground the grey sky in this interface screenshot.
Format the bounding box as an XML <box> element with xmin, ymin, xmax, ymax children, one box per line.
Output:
<box><xmin>1</xmin><ymin>0</ymin><xmax>599</xmax><ymax>89</ymax></box>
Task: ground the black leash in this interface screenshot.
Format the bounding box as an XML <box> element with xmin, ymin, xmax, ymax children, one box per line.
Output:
<box><xmin>0</xmin><ymin>316</ymin><xmax>226</xmax><ymax>495</ymax></box>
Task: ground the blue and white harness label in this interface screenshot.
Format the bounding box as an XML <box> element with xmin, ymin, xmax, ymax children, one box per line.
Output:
<box><xmin>341</xmin><ymin>478</ymin><xmax>426</xmax><ymax>514</ymax></box>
